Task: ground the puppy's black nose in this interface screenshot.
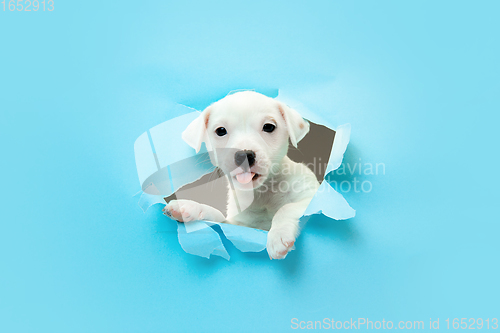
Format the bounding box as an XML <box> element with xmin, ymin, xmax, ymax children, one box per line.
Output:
<box><xmin>234</xmin><ymin>150</ymin><xmax>256</xmax><ymax>167</ymax></box>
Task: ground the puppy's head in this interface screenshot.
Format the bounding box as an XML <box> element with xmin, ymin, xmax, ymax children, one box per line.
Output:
<box><xmin>182</xmin><ymin>91</ymin><xmax>309</xmax><ymax>190</ymax></box>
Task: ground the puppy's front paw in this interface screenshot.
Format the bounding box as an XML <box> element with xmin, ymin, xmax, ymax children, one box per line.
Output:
<box><xmin>163</xmin><ymin>199</ymin><xmax>204</xmax><ymax>222</ymax></box>
<box><xmin>266</xmin><ymin>227</ymin><xmax>296</xmax><ymax>260</ymax></box>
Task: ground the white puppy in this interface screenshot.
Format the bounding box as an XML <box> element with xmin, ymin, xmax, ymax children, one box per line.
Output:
<box><xmin>163</xmin><ymin>91</ymin><xmax>319</xmax><ymax>259</ymax></box>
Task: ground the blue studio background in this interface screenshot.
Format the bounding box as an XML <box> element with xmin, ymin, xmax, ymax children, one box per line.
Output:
<box><xmin>1</xmin><ymin>1</ymin><xmax>499</xmax><ymax>332</ymax></box>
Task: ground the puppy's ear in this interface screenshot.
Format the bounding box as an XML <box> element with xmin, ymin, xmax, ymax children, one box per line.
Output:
<box><xmin>182</xmin><ymin>106</ymin><xmax>212</xmax><ymax>153</ymax></box>
<box><xmin>277</xmin><ymin>102</ymin><xmax>310</xmax><ymax>147</ymax></box>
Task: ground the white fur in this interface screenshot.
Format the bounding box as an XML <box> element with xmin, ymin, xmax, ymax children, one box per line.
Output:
<box><xmin>163</xmin><ymin>91</ymin><xmax>319</xmax><ymax>259</ymax></box>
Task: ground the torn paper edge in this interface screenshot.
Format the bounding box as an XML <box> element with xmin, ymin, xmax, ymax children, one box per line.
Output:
<box><xmin>134</xmin><ymin>98</ymin><xmax>355</xmax><ymax>260</ymax></box>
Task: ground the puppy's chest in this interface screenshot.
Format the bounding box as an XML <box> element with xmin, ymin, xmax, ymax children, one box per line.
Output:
<box><xmin>248</xmin><ymin>191</ymin><xmax>288</xmax><ymax>216</ymax></box>
<box><xmin>234</xmin><ymin>194</ymin><xmax>282</xmax><ymax>229</ymax></box>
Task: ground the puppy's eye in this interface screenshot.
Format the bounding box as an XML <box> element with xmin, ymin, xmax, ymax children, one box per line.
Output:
<box><xmin>215</xmin><ymin>127</ymin><xmax>227</xmax><ymax>136</ymax></box>
<box><xmin>263</xmin><ymin>123</ymin><xmax>276</xmax><ymax>133</ymax></box>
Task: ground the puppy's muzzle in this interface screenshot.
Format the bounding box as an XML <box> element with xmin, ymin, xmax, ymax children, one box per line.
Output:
<box><xmin>234</xmin><ymin>150</ymin><xmax>256</xmax><ymax>167</ymax></box>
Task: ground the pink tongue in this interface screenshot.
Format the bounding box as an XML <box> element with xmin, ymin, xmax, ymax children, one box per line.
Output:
<box><xmin>236</xmin><ymin>172</ymin><xmax>255</xmax><ymax>184</ymax></box>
